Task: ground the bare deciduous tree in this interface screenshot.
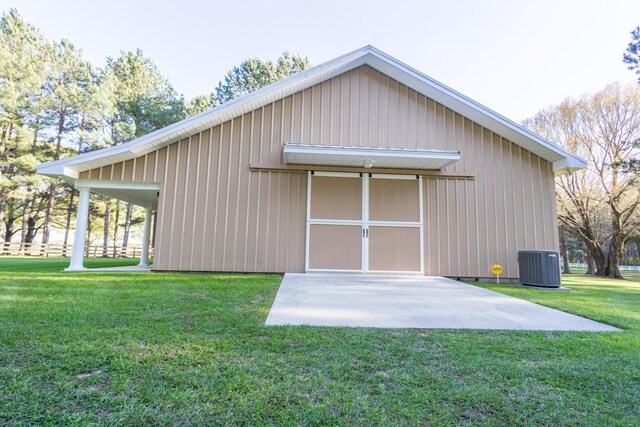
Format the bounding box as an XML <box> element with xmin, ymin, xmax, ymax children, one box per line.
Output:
<box><xmin>525</xmin><ymin>83</ymin><xmax>640</xmax><ymax>278</ymax></box>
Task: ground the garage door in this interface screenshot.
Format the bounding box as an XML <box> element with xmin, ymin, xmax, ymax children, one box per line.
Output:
<box><xmin>306</xmin><ymin>171</ymin><xmax>423</xmax><ymax>273</ymax></box>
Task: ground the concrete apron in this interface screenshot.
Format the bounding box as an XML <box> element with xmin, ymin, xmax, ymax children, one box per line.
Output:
<box><xmin>265</xmin><ymin>273</ymin><xmax>620</xmax><ymax>331</ymax></box>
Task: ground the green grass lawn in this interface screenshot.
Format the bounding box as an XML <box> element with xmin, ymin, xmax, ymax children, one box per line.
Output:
<box><xmin>1</xmin><ymin>257</ymin><xmax>639</xmax><ymax>425</ymax></box>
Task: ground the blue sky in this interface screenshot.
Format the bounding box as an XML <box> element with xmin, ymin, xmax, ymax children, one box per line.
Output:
<box><xmin>4</xmin><ymin>0</ymin><xmax>640</xmax><ymax>121</ymax></box>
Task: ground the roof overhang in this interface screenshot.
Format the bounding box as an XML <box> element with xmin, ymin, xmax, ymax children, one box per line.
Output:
<box><xmin>552</xmin><ymin>157</ymin><xmax>588</xmax><ymax>176</ymax></box>
<box><xmin>283</xmin><ymin>144</ymin><xmax>460</xmax><ymax>170</ymax></box>
<box><xmin>36</xmin><ymin>45</ymin><xmax>587</xmax><ymax>179</ymax></box>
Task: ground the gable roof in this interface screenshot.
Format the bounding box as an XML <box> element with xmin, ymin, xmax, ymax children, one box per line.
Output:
<box><xmin>37</xmin><ymin>45</ymin><xmax>586</xmax><ymax>179</ymax></box>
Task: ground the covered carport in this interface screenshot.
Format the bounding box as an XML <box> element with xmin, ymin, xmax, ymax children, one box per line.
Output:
<box><xmin>65</xmin><ymin>180</ymin><xmax>159</xmax><ymax>271</ymax></box>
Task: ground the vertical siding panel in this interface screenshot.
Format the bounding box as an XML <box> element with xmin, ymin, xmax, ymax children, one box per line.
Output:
<box><xmin>449</xmin><ymin>179</ymin><xmax>459</xmax><ymax>275</ymax></box>
<box><xmin>409</xmin><ymin>90</ymin><xmax>418</xmax><ymax>149</ymax></box>
<box><xmin>514</xmin><ymin>147</ymin><xmax>527</xmax><ymax>255</ymax></box>
<box><xmin>426</xmin><ymin>99</ymin><xmax>436</xmax><ymax>148</ymax></box>
<box><xmin>143</xmin><ymin>152</ymin><xmax>154</xmax><ymax>181</ymax></box>
<box><xmin>312</xmin><ymin>84</ymin><xmax>322</xmax><ymax>144</ymax></box>
<box><xmin>417</xmin><ymin>94</ymin><xmax>427</xmax><ymax>150</ymax></box>
<box><xmin>111</xmin><ymin>163</ymin><xmax>122</xmax><ymax>181</ymax></box>
<box><xmin>321</xmin><ymin>81</ymin><xmax>331</xmax><ymax>144</ymax></box>
<box><xmin>367</xmin><ymin>71</ymin><xmax>377</xmax><ymax>146</ymax></box>
<box><xmin>301</xmin><ymin>89</ymin><xmax>312</xmax><ymax>143</ymax></box>
<box><xmin>497</xmin><ymin>137</ymin><xmax>509</xmax><ymax>274</ymax></box>
<box><xmin>476</xmin><ymin>125</ymin><xmax>489</xmax><ymax>275</ymax></box>
<box><xmin>191</xmin><ymin>130</ymin><xmax>211</xmax><ymax>270</ymax></box>
<box><xmin>435</xmin><ymin>103</ymin><xmax>445</xmax><ymax>151</ymax></box>
<box><xmin>282</xmin><ymin>96</ymin><xmax>293</xmax><ymax>145</ymax></box>
<box><xmin>377</xmin><ymin>74</ymin><xmax>388</xmax><ymax>148</ymax></box>
<box><xmin>203</xmin><ymin>129</ymin><xmax>216</xmax><ymax>270</ymax></box>
<box><xmin>524</xmin><ymin>151</ymin><xmax>537</xmax><ymax>249</ymax></box>
<box><xmin>330</xmin><ymin>77</ymin><xmax>340</xmax><ymax>145</ymax></box>
<box><xmin>255</xmin><ymin>172</ymin><xmax>268</xmax><ymax>271</ymax></box>
<box><xmin>549</xmin><ymin>164</ymin><xmax>560</xmax><ymax>250</ymax></box>
<box><xmin>292</xmin><ymin>92</ymin><xmax>303</xmax><ymax>143</ymax></box>
<box><xmin>162</xmin><ymin>142</ymin><xmax>180</xmax><ymax>269</ymax></box>
<box><xmin>388</xmin><ymin>80</ymin><xmax>399</xmax><ymax>147</ymax></box>
<box><xmin>426</xmin><ymin>178</ymin><xmax>439</xmax><ymax>275</ymax></box>
<box><xmin>264</xmin><ymin>173</ymin><xmax>275</xmax><ymax>270</ymax></box>
<box><xmin>180</xmin><ymin>135</ymin><xmax>198</xmax><ymax>269</ymax></box>
<box><xmin>154</xmin><ymin>148</ymin><xmax>167</xmax><ymax>182</ymax></box>
<box><xmin>350</xmin><ymin>70</ymin><xmax>359</xmax><ymax>146</ymax></box>
<box><xmin>235</xmin><ymin>115</ymin><xmax>253</xmax><ymax>271</ymax></box>
<box><xmin>422</xmin><ymin>178</ymin><xmax>429</xmax><ymax>275</ymax></box>
<box><xmin>219</xmin><ymin>122</ymin><xmax>233</xmax><ymax>270</ymax></box>
<box><xmin>511</xmin><ymin>145</ymin><xmax>522</xmax><ymax>256</ymax></box>
<box><xmin>438</xmin><ymin>179</ymin><xmax>448</xmax><ymax>274</ymax></box>
<box><xmin>175</xmin><ymin>139</ymin><xmax>191</xmax><ymax>268</ymax></box>
<box><xmin>260</xmin><ymin>105</ymin><xmax>272</xmax><ymax>165</ymax></box>
<box><xmin>122</xmin><ymin>160</ymin><xmax>134</xmax><ymax>181</ymax></box>
<box><xmin>456</xmin><ymin>179</ymin><xmax>467</xmax><ymax>276</ymax></box>
<box><xmin>198</xmin><ymin>130</ymin><xmax>213</xmax><ymax>270</ymax></box>
<box><xmin>491</xmin><ymin>132</ymin><xmax>501</xmax><ymax>271</ymax></box>
<box><xmin>340</xmin><ymin>72</ymin><xmax>350</xmax><ymax>145</ymax></box>
<box><xmin>271</xmin><ymin>100</ymin><xmax>283</xmax><ymax>165</ymax></box>
<box><xmin>463</xmin><ymin>118</ymin><xmax>474</xmax><ymax>175</ymax></box>
<box><xmin>245</xmin><ymin>170</ymin><xmax>259</xmax><ymax>269</ymax></box>
<box><xmin>276</xmin><ymin>173</ymin><xmax>287</xmax><ymax>271</ymax></box>
<box><xmin>501</xmin><ymin>138</ymin><xmax>514</xmax><ymax>277</ymax></box>
<box><xmin>230</xmin><ymin>118</ymin><xmax>245</xmax><ymax>271</ymax></box>
<box><xmin>535</xmin><ymin>157</ymin><xmax>548</xmax><ymax>248</ymax></box>
<box><xmin>210</xmin><ymin>124</ymin><xmax>225</xmax><ymax>270</ymax></box>
<box><xmin>155</xmin><ymin>145</ymin><xmax>171</xmax><ymax>270</ymax></box>
<box><xmin>466</xmin><ymin>179</ymin><xmax>478</xmax><ymax>276</ymax></box>
<box><xmin>249</xmin><ymin>109</ymin><xmax>261</xmax><ymax>165</ymax></box>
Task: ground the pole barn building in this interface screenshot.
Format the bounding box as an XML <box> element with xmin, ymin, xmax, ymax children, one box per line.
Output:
<box><xmin>37</xmin><ymin>46</ymin><xmax>586</xmax><ymax>279</ymax></box>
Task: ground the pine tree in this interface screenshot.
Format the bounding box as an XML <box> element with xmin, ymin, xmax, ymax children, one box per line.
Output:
<box><xmin>213</xmin><ymin>51</ymin><xmax>311</xmax><ymax>104</ymax></box>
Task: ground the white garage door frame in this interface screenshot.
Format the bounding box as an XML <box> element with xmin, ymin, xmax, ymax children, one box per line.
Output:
<box><xmin>305</xmin><ymin>170</ymin><xmax>424</xmax><ymax>274</ymax></box>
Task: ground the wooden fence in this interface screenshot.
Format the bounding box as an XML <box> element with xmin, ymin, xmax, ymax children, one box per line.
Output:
<box><xmin>0</xmin><ymin>242</ymin><xmax>153</xmax><ymax>259</ymax></box>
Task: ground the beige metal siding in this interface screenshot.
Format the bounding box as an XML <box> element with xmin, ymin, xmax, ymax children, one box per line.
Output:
<box><xmin>80</xmin><ymin>65</ymin><xmax>558</xmax><ymax>277</ymax></box>
<box><xmin>423</xmin><ymin>141</ymin><xmax>558</xmax><ymax>278</ymax></box>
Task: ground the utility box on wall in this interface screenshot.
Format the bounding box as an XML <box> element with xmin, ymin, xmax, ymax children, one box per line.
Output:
<box><xmin>518</xmin><ymin>250</ymin><xmax>561</xmax><ymax>288</ymax></box>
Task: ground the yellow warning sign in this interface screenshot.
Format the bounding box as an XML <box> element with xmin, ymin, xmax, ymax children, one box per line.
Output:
<box><xmin>491</xmin><ymin>264</ymin><xmax>503</xmax><ymax>275</ymax></box>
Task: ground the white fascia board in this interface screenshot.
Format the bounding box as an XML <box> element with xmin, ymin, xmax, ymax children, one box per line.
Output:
<box><xmin>36</xmin><ymin>45</ymin><xmax>586</xmax><ymax>179</ymax></box>
<box><xmin>36</xmin><ymin>164</ymin><xmax>80</xmax><ymax>179</ymax></box>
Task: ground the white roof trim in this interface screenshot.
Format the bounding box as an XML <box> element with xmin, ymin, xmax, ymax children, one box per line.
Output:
<box><xmin>37</xmin><ymin>45</ymin><xmax>586</xmax><ymax>178</ymax></box>
<box><xmin>284</xmin><ymin>144</ymin><xmax>460</xmax><ymax>170</ymax></box>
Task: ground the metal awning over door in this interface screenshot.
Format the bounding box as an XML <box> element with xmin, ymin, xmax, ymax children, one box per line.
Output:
<box><xmin>285</xmin><ymin>144</ymin><xmax>460</xmax><ymax>171</ymax></box>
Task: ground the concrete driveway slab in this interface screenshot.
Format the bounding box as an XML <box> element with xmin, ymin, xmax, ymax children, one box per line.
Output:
<box><xmin>265</xmin><ymin>274</ymin><xmax>619</xmax><ymax>331</ymax></box>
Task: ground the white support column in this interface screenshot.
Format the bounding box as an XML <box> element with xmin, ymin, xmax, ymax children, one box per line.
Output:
<box><xmin>65</xmin><ymin>187</ymin><xmax>90</xmax><ymax>271</ymax></box>
<box><xmin>138</xmin><ymin>206</ymin><xmax>152</xmax><ymax>267</ymax></box>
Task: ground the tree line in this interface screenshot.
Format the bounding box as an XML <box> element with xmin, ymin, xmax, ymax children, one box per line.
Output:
<box><xmin>0</xmin><ymin>8</ymin><xmax>310</xmax><ymax>254</ymax></box>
